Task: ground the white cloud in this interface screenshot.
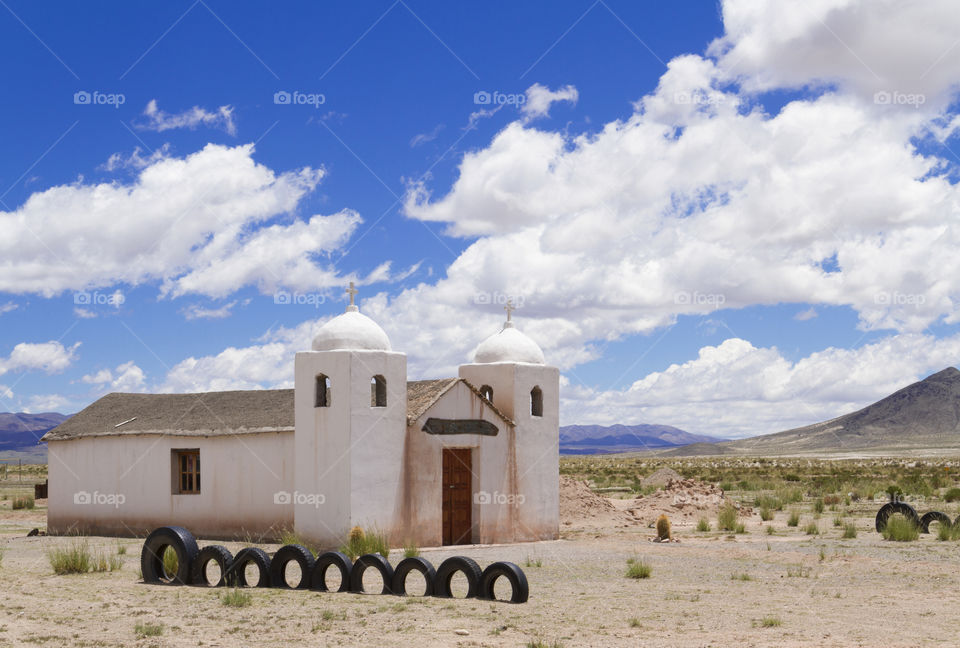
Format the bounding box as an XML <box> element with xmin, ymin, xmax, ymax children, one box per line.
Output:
<box><xmin>709</xmin><ymin>0</ymin><xmax>960</xmax><ymax>108</ymax></box>
<box><xmin>139</xmin><ymin>99</ymin><xmax>237</xmax><ymax>135</ymax></box>
<box><xmin>103</xmin><ymin>144</ymin><xmax>172</xmax><ymax>172</ymax></box>
<box><xmin>0</xmin><ymin>385</ymin><xmax>12</xmax><ymax>400</ymax></box>
<box><xmin>794</xmin><ymin>307</ymin><xmax>818</xmax><ymax>321</ymax></box>
<box><xmin>522</xmin><ymin>83</ymin><xmax>579</xmax><ymax>121</ymax></box>
<box><xmin>81</xmin><ymin>361</ymin><xmax>145</xmax><ymax>392</ymax></box>
<box><xmin>562</xmin><ymin>334</ymin><xmax>960</xmax><ymax>439</ymax></box>
<box><xmin>0</xmin><ymin>302</ymin><xmax>17</xmax><ymax>315</ymax></box>
<box><xmin>410</xmin><ymin>124</ymin><xmax>444</xmax><ymax>147</ymax></box>
<box><xmin>0</xmin><ymin>342</ymin><xmax>80</xmax><ymax>376</ymax></box>
<box><xmin>0</xmin><ymin>143</ymin><xmax>363</xmax><ymax>299</ymax></box>
<box><xmin>24</xmin><ymin>393</ymin><xmax>73</xmax><ymax>413</ymax></box>
<box><xmin>181</xmin><ymin>301</ymin><xmax>238</xmax><ymax>320</ymax></box>
<box><xmin>73</xmin><ymin>308</ymin><xmax>97</xmax><ymax>319</ymax></box>
<box><xmin>155</xmin><ymin>0</ymin><xmax>960</xmax><ymax>438</ymax></box>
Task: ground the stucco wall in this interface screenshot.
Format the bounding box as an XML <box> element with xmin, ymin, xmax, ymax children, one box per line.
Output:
<box><xmin>47</xmin><ymin>431</ymin><xmax>294</xmax><ymax>539</ymax></box>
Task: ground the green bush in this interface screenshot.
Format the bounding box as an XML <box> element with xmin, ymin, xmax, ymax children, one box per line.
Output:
<box><xmin>759</xmin><ymin>506</ymin><xmax>773</xmax><ymax>521</ymax></box>
<box><xmin>944</xmin><ymin>487</ymin><xmax>960</xmax><ymax>502</ymax></box>
<box><xmin>936</xmin><ymin>522</ymin><xmax>960</xmax><ymax>541</ymax></box>
<box><xmin>882</xmin><ymin>515</ymin><xmax>919</xmax><ymax>542</ymax></box>
<box><xmin>696</xmin><ymin>518</ymin><xmax>710</xmax><ymax>532</ymax></box>
<box><xmin>717</xmin><ymin>503</ymin><xmax>738</xmax><ymax>531</ymax></box>
<box><xmin>403</xmin><ymin>540</ymin><xmax>420</xmax><ymax>558</ymax></box>
<box><xmin>813</xmin><ymin>498</ymin><xmax>825</xmax><ymax>514</ymax></box>
<box><xmin>339</xmin><ymin>527</ymin><xmax>390</xmax><ymax>560</ymax></box>
<box><xmin>47</xmin><ymin>541</ymin><xmax>92</xmax><ymax>575</ymax></box>
<box><xmin>787</xmin><ymin>511</ymin><xmax>800</xmax><ymax>527</ymax></box>
<box><xmin>162</xmin><ymin>546</ymin><xmax>178</xmax><ymax>579</ymax></box>
<box><xmin>805</xmin><ymin>522</ymin><xmax>819</xmax><ymax>536</ymax></box>
<box><xmin>625</xmin><ymin>557</ymin><xmax>651</xmax><ymax>579</ymax></box>
<box><xmin>220</xmin><ymin>589</ymin><xmax>253</xmax><ymax>607</ymax></box>
<box><xmin>11</xmin><ymin>495</ymin><xmax>34</xmax><ymax>510</ymax></box>
<box><xmin>134</xmin><ymin>622</ymin><xmax>163</xmax><ymax>638</ymax></box>
<box><xmin>842</xmin><ymin>523</ymin><xmax>857</xmax><ymax>539</ymax></box>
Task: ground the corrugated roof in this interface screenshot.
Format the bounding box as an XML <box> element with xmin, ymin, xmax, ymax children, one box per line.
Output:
<box><xmin>42</xmin><ymin>378</ymin><xmax>513</xmax><ymax>441</ymax></box>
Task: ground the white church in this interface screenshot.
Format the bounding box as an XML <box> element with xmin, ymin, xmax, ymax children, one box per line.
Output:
<box><xmin>43</xmin><ymin>287</ymin><xmax>559</xmax><ymax>547</ymax></box>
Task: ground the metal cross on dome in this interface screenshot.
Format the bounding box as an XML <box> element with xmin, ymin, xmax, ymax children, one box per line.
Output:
<box><xmin>504</xmin><ymin>299</ymin><xmax>514</xmax><ymax>322</ymax></box>
<box><xmin>346</xmin><ymin>281</ymin><xmax>358</xmax><ymax>306</ymax></box>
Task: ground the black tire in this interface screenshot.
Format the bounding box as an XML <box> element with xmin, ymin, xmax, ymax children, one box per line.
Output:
<box><xmin>875</xmin><ymin>502</ymin><xmax>920</xmax><ymax>533</ymax></box>
<box><xmin>190</xmin><ymin>545</ymin><xmax>233</xmax><ymax>587</ymax></box>
<box><xmin>391</xmin><ymin>557</ymin><xmax>436</xmax><ymax>596</ymax></box>
<box><xmin>140</xmin><ymin>526</ymin><xmax>199</xmax><ymax>585</ymax></box>
<box><xmin>226</xmin><ymin>547</ymin><xmax>272</xmax><ymax>587</ymax></box>
<box><xmin>920</xmin><ymin>511</ymin><xmax>953</xmax><ymax>534</ymax></box>
<box><xmin>433</xmin><ymin>556</ymin><xmax>482</xmax><ymax>599</ymax></box>
<box><xmin>311</xmin><ymin>551</ymin><xmax>353</xmax><ymax>592</ymax></box>
<box><xmin>478</xmin><ymin>561</ymin><xmax>529</xmax><ymax>603</ymax></box>
<box><xmin>269</xmin><ymin>544</ymin><xmax>315</xmax><ymax>589</ymax></box>
<box><xmin>349</xmin><ymin>553</ymin><xmax>394</xmax><ymax>595</ymax></box>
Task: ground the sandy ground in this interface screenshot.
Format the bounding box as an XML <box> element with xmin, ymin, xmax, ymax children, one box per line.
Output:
<box><xmin>2</xmin><ymin>493</ymin><xmax>960</xmax><ymax>647</ymax></box>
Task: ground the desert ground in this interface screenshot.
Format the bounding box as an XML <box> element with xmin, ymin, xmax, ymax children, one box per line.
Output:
<box><xmin>2</xmin><ymin>456</ymin><xmax>960</xmax><ymax>647</ymax></box>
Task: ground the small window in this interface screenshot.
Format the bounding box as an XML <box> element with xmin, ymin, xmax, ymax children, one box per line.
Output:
<box><xmin>371</xmin><ymin>375</ymin><xmax>387</xmax><ymax>407</ymax></box>
<box><xmin>316</xmin><ymin>374</ymin><xmax>331</xmax><ymax>407</ymax></box>
<box><xmin>530</xmin><ymin>386</ymin><xmax>543</xmax><ymax>417</ymax></box>
<box><xmin>173</xmin><ymin>450</ymin><xmax>200</xmax><ymax>494</ymax></box>
<box><xmin>480</xmin><ymin>385</ymin><xmax>494</xmax><ymax>401</ymax></box>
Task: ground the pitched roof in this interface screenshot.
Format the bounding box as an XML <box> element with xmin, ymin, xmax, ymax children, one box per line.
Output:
<box><xmin>42</xmin><ymin>378</ymin><xmax>513</xmax><ymax>441</ymax></box>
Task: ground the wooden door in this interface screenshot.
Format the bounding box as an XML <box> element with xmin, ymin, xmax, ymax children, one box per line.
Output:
<box><xmin>442</xmin><ymin>448</ymin><xmax>472</xmax><ymax>545</ymax></box>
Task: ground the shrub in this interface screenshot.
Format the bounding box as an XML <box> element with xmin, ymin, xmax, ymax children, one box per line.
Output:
<box><xmin>92</xmin><ymin>550</ymin><xmax>123</xmax><ymax>573</ymax></box>
<box><xmin>162</xmin><ymin>546</ymin><xmax>178</xmax><ymax>578</ymax></box>
<box><xmin>221</xmin><ymin>589</ymin><xmax>253</xmax><ymax>607</ymax></box>
<box><xmin>759</xmin><ymin>506</ymin><xmax>773</xmax><ymax>521</ymax></box>
<box><xmin>787</xmin><ymin>511</ymin><xmax>800</xmax><ymax>527</ymax></box>
<box><xmin>842</xmin><ymin>523</ymin><xmax>857</xmax><ymax>539</ymax></box>
<box><xmin>936</xmin><ymin>522</ymin><xmax>960</xmax><ymax>541</ymax></box>
<box><xmin>755</xmin><ymin>494</ymin><xmax>781</xmax><ymax>510</ymax></box>
<box><xmin>524</xmin><ymin>555</ymin><xmax>543</xmax><ymax>568</ymax></box>
<box><xmin>47</xmin><ymin>541</ymin><xmax>92</xmax><ymax>575</ymax></box>
<box><xmin>804</xmin><ymin>523</ymin><xmax>819</xmax><ymax>536</ymax></box>
<box><xmin>813</xmin><ymin>498</ymin><xmax>825</xmax><ymax>514</ymax></box>
<box><xmin>766</xmin><ymin>525</ymin><xmax>775</xmax><ymax>535</ymax></box>
<box><xmin>339</xmin><ymin>527</ymin><xmax>390</xmax><ymax>560</ymax></box>
<box><xmin>944</xmin><ymin>487</ymin><xmax>960</xmax><ymax>502</ymax></box>
<box><xmin>696</xmin><ymin>518</ymin><xmax>711</xmax><ymax>532</ymax></box>
<box><xmin>756</xmin><ymin>616</ymin><xmax>782</xmax><ymax>628</ymax></box>
<box><xmin>731</xmin><ymin>572</ymin><xmax>751</xmax><ymax>581</ymax></box>
<box><xmin>134</xmin><ymin>622</ymin><xmax>163</xmax><ymax>638</ymax></box>
<box><xmin>12</xmin><ymin>495</ymin><xmax>34</xmax><ymax>510</ymax></box>
<box><xmin>625</xmin><ymin>557</ymin><xmax>651</xmax><ymax>579</ymax></box>
<box><xmin>403</xmin><ymin>540</ymin><xmax>420</xmax><ymax>558</ymax></box>
<box><xmin>822</xmin><ymin>494</ymin><xmax>841</xmax><ymax>505</ymax></box>
<box><xmin>717</xmin><ymin>503</ymin><xmax>738</xmax><ymax>531</ymax></box>
<box><xmin>655</xmin><ymin>514</ymin><xmax>671</xmax><ymax>541</ymax></box>
<box><xmin>734</xmin><ymin>522</ymin><xmax>746</xmax><ymax>534</ymax></box>
<box><xmin>833</xmin><ymin>515</ymin><xmax>844</xmax><ymax>527</ymax></box>
<box><xmin>882</xmin><ymin>515</ymin><xmax>919</xmax><ymax>542</ymax></box>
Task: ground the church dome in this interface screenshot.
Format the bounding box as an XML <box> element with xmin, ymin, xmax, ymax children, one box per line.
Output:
<box><xmin>474</xmin><ymin>320</ymin><xmax>545</xmax><ymax>364</ymax></box>
<box><xmin>312</xmin><ymin>284</ymin><xmax>391</xmax><ymax>352</ymax></box>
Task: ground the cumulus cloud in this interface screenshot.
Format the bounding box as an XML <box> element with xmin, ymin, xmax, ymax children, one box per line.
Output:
<box><xmin>160</xmin><ymin>0</ymin><xmax>960</xmax><ymax>437</ymax></box>
<box><xmin>0</xmin><ymin>143</ymin><xmax>363</xmax><ymax>299</ymax></box>
<box><xmin>80</xmin><ymin>361</ymin><xmax>145</xmax><ymax>392</ymax></box>
<box><xmin>139</xmin><ymin>99</ymin><xmax>237</xmax><ymax>135</ymax></box>
<box><xmin>521</xmin><ymin>83</ymin><xmax>579</xmax><ymax>121</ymax></box>
<box><xmin>562</xmin><ymin>335</ymin><xmax>960</xmax><ymax>439</ymax></box>
<box><xmin>0</xmin><ymin>342</ymin><xmax>80</xmax><ymax>376</ymax></box>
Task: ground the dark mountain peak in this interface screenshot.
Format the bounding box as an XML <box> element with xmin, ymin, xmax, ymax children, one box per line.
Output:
<box><xmin>923</xmin><ymin>366</ymin><xmax>960</xmax><ymax>382</ymax></box>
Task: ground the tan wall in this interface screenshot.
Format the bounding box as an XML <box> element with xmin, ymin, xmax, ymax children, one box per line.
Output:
<box><xmin>47</xmin><ymin>432</ymin><xmax>294</xmax><ymax>539</ymax></box>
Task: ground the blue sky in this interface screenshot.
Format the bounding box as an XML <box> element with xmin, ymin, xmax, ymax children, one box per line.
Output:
<box><xmin>2</xmin><ymin>1</ymin><xmax>960</xmax><ymax>439</ymax></box>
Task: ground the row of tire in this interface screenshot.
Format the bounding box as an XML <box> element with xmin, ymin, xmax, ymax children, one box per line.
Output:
<box><xmin>140</xmin><ymin>526</ymin><xmax>528</xmax><ymax>603</ymax></box>
<box><xmin>874</xmin><ymin>502</ymin><xmax>956</xmax><ymax>533</ymax></box>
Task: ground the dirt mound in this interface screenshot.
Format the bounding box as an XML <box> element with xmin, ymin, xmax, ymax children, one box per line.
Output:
<box><xmin>616</xmin><ymin>478</ymin><xmax>748</xmax><ymax>527</ymax></box>
<box><xmin>560</xmin><ymin>476</ymin><xmax>634</xmax><ymax>528</ymax></box>
<box><xmin>641</xmin><ymin>467</ymin><xmax>683</xmax><ymax>487</ymax></box>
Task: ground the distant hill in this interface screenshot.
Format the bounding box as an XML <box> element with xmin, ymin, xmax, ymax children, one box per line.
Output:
<box><xmin>559</xmin><ymin>423</ymin><xmax>725</xmax><ymax>455</ymax></box>
<box><xmin>669</xmin><ymin>366</ymin><xmax>960</xmax><ymax>456</ymax></box>
<box><xmin>0</xmin><ymin>412</ymin><xmax>68</xmax><ymax>461</ymax></box>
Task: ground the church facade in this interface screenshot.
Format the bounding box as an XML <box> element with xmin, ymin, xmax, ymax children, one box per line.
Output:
<box><xmin>43</xmin><ymin>292</ymin><xmax>559</xmax><ymax>547</ymax></box>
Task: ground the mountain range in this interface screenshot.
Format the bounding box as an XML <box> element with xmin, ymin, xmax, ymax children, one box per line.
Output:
<box><xmin>559</xmin><ymin>424</ymin><xmax>724</xmax><ymax>454</ymax></box>
<box><xmin>0</xmin><ymin>412</ymin><xmax>68</xmax><ymax>460</ymax></box>
<box><xmin>666</xmin><ymin>366</ymin><xmax>960</xmax><ymax>456</ymax></box>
